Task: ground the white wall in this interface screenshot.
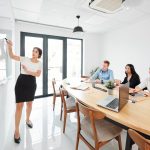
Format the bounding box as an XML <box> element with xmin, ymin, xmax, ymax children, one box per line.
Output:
<box><xmin>15</xmin><ymin>21</ymin><xmax>104</xmax><ymax>77</ymax></box>
<box><xmin>0</xmin><ymin>80</ymin><xmax>15</xmax><ymax>149</ymax></box>
<box><xmin>84</xmin><ymin>33</ymin><xmax>105</xmax><ymax>75</ymax></box>
<box><xmin>0</xmin><ymin>17</ymin><xmax>14</xmax><ymax>30</ymax></box>
<box><xmin>101</xmin><ymin>17</ymin><xmax>150</xmax><ymax>81</ymax></box>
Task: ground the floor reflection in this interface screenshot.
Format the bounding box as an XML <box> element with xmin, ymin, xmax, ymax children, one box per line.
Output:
<box><xmin>3</xmin><ymin>97</ymin><xmax>138</xmax><ymax>150</ymax></box>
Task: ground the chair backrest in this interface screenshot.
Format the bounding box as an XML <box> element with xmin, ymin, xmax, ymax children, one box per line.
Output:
<box><xmin>76</xmin><ymin>100</ymin><xmax>106</xmax><ymax>143</ymax></box>
<box><xmin>145</xmin><ymin>143</ymin><xmax>150</xmax><ymax>150</ymax></box>
<box><xmin>81</xmin><ymin>75</ymin><xmax>90</xmax><ymax>79</ymax></box>
<box><xmin>59</xmin><ymin>86</ymin><xmax>67</xmax><ymax>110</ymax></box>
<box><xmin>128</xmin><ymin>129</ymin><xmax>150</xmax><ymax>150</ymax></box>
<box><xmin>52</xmin><ymin>78</ymin><xmax>56</xmax><ymax>95</ymax></box>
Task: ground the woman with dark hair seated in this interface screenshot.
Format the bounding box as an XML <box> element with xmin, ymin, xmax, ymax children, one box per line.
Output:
<box><xmin>116</xmin><ymin>64</ymin><xmax>140</xmax><ymax>88</ymax></box>
<box><xmin>130</xmin><ymin>67</ymin><xmax>150</xmax><ymax>97</ymax></box>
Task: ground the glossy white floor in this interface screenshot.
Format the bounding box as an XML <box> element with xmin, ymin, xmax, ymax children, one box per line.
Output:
<box><xmin>3</xmin><ymin>97</ymin><xmax>138</xmax><ymax>150</ymax></box>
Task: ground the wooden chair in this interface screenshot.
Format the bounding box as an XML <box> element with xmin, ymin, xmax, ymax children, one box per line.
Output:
<box><xmin>59</xmin><ymin>87</ymin><xmax>76</xmax><ymax>133</ymax></box>
<box><xmin>76</xmin><ymin>100</ymin><xmax>122</xmax><ymax>150</ymax></box>
<box><xmin>81</xmin><ymin>75</ymin><xmax>90</xmax><ymax>82</ymax></box>
<box><xmin>81</xmin><ymin>75</ymin><xmax>90</xmax><ymax>79</ymax></box>
<box><xmin>128</xmin><ymin>129</ymin><xmax>150</xmax><ymax>150</ymax></box>
<box><xmin>52</xmin><ymin>78</ymin><xmax>61</xmax><ymax>111</ymax></box>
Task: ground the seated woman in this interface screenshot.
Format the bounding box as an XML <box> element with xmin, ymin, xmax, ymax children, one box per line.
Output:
<box><xmin>91</xmin><ymin>60</ymin><xmax>114</xmax><ymax>84</ymax></box>
<box><xmin>131</xmin><ymin>67</ymin><xmax>150</xmax><ymax>97</ymax></box>
<box><xmin>116</xmin><ymin>64</ymin><xmax>140</xmax><ymax>88</ymax></box>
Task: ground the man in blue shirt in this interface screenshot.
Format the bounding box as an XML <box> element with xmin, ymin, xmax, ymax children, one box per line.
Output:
<box><xmin>91</xmin><ymin>60</ymin><xmax>114</xmax><ymax>84</ymax></box>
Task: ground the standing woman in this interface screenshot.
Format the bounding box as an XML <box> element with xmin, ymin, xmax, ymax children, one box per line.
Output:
<box><xmin>6</xmin><ymin>40</ymin><xmax>42</xmax><ymax>144</ymax></box>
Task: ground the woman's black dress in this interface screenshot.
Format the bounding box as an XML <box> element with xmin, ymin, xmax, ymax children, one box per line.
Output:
<box><xmin>15</xmin><ymin>74</ymin><xmax>36</xmax><ymax>103</ymax></box>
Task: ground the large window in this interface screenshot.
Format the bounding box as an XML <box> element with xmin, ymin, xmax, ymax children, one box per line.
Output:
<box><xmin>48</xmin><ymin>39</ymin><xmax>63</xmax><ymax>94</ymax></box>
<box><xmin>67</xmin><ymin>39</ymin><xmax>82</xmax><ymax>78</ymax></box>
<box><xmin>24</xmin><ymin>36</ymin><xmax>43</xmax><ymax>96</ymax></box>
<box><xmin>21</xmin><ymin>32</ymin><xmax>83</xmax><ymax>97</ymax></box>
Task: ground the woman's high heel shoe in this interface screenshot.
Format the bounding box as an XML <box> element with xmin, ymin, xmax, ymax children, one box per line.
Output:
<box><xmin>14</xmin><ymin>135</ymin><xmax>21</xmax><ymax>144</ymax></box>
<box><xmin>26</xmin><ymin>120</ymin><xmax>33</xmax><ymax>128</ymax></box>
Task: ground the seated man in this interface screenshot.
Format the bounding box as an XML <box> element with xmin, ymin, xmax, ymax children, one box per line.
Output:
<box><xmin>131</xmin><ymin>67</ymin><xmax>150</xmax><ymax>96</ymax></box>
<box><xmin>91</xmin><ymin>60</ymin><xmax>114</xmax><ymax>84</ymax></box>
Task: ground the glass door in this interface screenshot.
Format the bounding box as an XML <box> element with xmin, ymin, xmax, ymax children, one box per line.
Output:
<box><xmin>21</xmin><ymin>32</ymin><xmax>83</xmax><ymax>98</ymax></box>
<box><xmin>67</xmin><ymin>39</ymin><xmax>82</xmax><ymax>78</ymax></box>
<box><xmin>24</xmin><ymin>36</ymin><xmax>43</xmax><ymax>97</ymax></box>
<box><xmin>48</xmin><ymin>38</ymin><xmax>63</xmax><ymax>94</ymax></box>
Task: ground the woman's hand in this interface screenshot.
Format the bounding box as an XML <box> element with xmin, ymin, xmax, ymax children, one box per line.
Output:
<box><xmin>6</xmin><ymin>40</ymin><xmax>20</xmax><ymax>61</ymax></box>
<box><xmin>144</xmin><ymin>92</ymin><xmax>150</xmax><ymax>97</ymax></box>
<box><xmin>129</xmin><ymin>88</ymin><xmax>136</xmax><ymax>93</ymax></box>
<box><xmin>95</xmin><ymin>79</ymin><xmax>101</xmax><ymax>83</ymax></box>
<box><xmin>6</xmin><ymin>40</ymin><xmax>13</xmax><ymax>47</ymax></box>
<box><xmin>22</xmin><ymin>65</ymin><xmax>41</xmax><ymax>77</ymax></box>
<box><xmin>115</xmin><ymin>79</ymin><xmax>121</xmax><ymax>86</ymax></box>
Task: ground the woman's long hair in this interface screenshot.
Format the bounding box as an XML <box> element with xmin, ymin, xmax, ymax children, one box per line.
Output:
<box><xmin>125</xmin><ymin>64</ymin><xmax>138</xmax><ymax>77</ymax></box>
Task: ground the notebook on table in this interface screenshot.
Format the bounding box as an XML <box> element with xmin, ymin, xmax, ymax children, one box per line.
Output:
<box><xmin>70</xmin><ymin>84</ymin><xmax>89</xmax><ymax>91</ymax></box>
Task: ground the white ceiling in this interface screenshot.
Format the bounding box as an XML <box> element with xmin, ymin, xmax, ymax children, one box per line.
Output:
<box><xmin>1</xmin><ymin>0</ymin><xmax>150</xmax><ymax>33</ymax></box>
<box><xmin>0</xmin><ymin>0</ymin><xmax>13</xmax><ymax>18</ymax></box>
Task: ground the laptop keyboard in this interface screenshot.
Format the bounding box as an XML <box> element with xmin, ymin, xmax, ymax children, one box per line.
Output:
<box><xmin>106</xmin><ymin>98</ymin><xmax>119</xmax><ymax>109</ymax></box>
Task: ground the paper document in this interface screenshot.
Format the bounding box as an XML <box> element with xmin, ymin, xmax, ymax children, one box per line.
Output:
<box><xmin>70</xmin><ymin>84</ymin><xmax>89</xmax><ymax>91</ymax></box>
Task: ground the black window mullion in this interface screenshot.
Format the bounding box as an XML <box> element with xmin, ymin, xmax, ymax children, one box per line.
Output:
<box><xmin>63</xmin><ymin>38</ymin><xmax>67</xmax><ymax>79</ymax></box>
<box><xmin>43</xmin><ymin>35</ymin><xmax>48</xmax><ymax>95</ymax></box>
<box><xmin>81</xmin><ymin>39</ymin><xmax>83</xmax><ymax>76</ymax></box>
<box><xmin>20</xmin><ymin>32</ymin><xmax>25</xmax><ymax>56</ymax></box>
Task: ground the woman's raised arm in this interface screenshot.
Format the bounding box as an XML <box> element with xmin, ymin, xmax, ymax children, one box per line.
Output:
<box><xmin>6</xmin><ymin>40</ymin><xmax>20</xmax><ymax>61</ymax></box>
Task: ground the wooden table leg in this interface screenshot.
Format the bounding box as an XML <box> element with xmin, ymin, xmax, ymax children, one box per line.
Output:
<box><xmin>125</xmin><ymin>132</ymin><xmax>134</xmax><ymax>150</ymax></box>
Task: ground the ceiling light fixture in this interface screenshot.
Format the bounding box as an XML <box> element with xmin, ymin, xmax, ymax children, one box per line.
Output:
<box><xmin>73</xmin><ymin>15</ymin><xmax>84</xmax><ymax>33</ymax></box>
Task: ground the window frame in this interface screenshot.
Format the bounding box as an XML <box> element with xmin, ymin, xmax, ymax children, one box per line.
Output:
<box><xmin>20</xmin><ymin>32</ymin><xmax>83</xmax><ymax>98</ymax></box>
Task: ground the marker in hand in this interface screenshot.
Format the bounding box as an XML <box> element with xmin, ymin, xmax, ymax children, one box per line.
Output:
<box><xmin>5</xmin><ymin>39</ymin><xmax>13</xmax><ymax>46</ymax></box>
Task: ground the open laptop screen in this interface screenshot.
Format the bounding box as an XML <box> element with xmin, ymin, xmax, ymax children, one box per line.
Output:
<box><xmin>119</xmin><ymin>86</ymin><xmax>129</xmax><ymax>110</ymax></box>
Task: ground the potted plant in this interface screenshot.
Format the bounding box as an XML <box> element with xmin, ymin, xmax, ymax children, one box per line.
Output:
<box><xmin>90</xmin><ymin>67</ymin><xmax>99</xmax><ymax>76</ymax></box>
<box><xmin>105</xmin><ymin>81</ymin><xmax>115</xmax><ymax>95</ymax></box>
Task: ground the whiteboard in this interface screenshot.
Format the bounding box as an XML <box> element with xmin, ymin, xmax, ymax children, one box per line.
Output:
<box><xmin>0</xmin><ymin>31</ymin><xmax>11</xmax><ymax>83</ymax></box>
<box><xmin>0</xmin><ymin>38</ymin><xmax>7</xmax><ymax>60</ymax></box>
<box><xmin>0</xmin><ymin>38</ymin><xmax>7</xmax><ymax>81</ymax></box>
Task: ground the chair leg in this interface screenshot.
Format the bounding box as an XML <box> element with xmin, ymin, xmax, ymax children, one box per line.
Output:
<box><xmin>95</xmin><ymin>145</ymin><xmax>99</xmax><ymax>150</ymax></box>
<box><xmin>76</xmin><ymin>130</ymin><xmax>80</xmax><ymax>150</ymax></box>
<box><xmin>53</xmin><ymin>95</ymin><xmax>56</xmax><ymax>111</ymax></box>
<box><xmin>63</xmin><ymin>111</ymin><xmax>67</xmax><ymax>133</ymax></box>
<box><xmin>60</xmin><ymin>100</ymin><xmax>63</xmax><ymax>121</ymax></box>
<box><xmin>116</xmin><ymin>135</ymin><xmax>122</xmax><ymax>150</ymax></box>
<box><xmin>95</xmin><ymin>141</ymin><xmax>100</xmax><ymax>150</ymax></box>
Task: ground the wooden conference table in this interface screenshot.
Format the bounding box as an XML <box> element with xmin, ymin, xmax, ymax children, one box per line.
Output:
<box><xmin>61</xmin><ymin>78</ymin><xmax>150</xmax><ymax>150</ymax></box>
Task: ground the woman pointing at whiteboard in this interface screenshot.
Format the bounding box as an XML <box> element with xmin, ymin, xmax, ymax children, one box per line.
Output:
<box><xmin>6</xmin><ymin>40</ymin><xmax>42</xmax><ymax>144</ymax></box>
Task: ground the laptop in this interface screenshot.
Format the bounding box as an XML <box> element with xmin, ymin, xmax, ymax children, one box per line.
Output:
<box><xmin>97</xmin><ymin>86</ymin><xmax>129</xmax><ymax>112</ymax></box>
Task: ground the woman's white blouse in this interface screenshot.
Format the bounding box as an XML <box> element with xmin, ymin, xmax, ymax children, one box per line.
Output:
<box><xmin>138</xmin><ymin>77</ymin><xmax>150</xmax><ymax>92</ymax></box>
<box><xmin>20</xmin><ymin>57</ymin><xmax>42</xmax><ymax>75</ymax></box>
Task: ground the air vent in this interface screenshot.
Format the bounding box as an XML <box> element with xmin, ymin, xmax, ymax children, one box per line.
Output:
<box><xmin>89</xmin><ymin>0</ymin><xmax>125</xmax><ymax>13</ymax></box>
